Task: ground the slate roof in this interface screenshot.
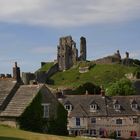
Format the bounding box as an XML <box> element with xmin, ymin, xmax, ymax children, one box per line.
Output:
<box><xmin>62</xmin><ymin>95</ymin><xmax>107</xmax><ymax>117</ymax></box>
<box><xmin>106</xmin><ymin>96</ymin><xmax>140</xmax><ymax>116</ymax></box>
<box><xmin>0</xmin><ymin>85</ymin><xmax>43</xmax><ymax>117</ymax></box>
<box><xmin>62</xmin><ymin>94</ymin><xmax>140</xmax><ymax>117</ymax></box>
<box><xmin>0</xmin><ymin>79</ymin><xmax>17</xmax><ymax>110</ymax></box>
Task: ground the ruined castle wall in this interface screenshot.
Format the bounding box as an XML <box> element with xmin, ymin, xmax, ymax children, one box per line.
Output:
<box><xmin>80</xmin><ymin>36</ymin><xmax>86</xmax><ymax>61</ymax></box>
<box><xmin>36</xmin><ymin>63</ymin><xmax>59</xmax><ymax>83</ymax></box>
<box><xmin>57</xmin><ymin>36</ymin><xmax>74</xmax><ymax>70</ymax></box>
<box><xmin>22</xmin><ymin>72</ymin><xmax>36</xmax><ymax>85</ymax></box>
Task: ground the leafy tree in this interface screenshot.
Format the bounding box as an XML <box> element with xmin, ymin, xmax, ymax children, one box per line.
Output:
<box><xmin>73</xmin><ymin>82</ymin><xmax>100</xmax><ymax>94</ymax></box>
<box><xmin>106</xmin><ymin>78</ymin><xmax>136</xmax><ymax>96</ymax></box>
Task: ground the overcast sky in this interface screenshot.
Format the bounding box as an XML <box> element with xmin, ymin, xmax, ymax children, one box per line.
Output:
<box><xmin>0</xmin><ymin>0</ymin><xmax>140</xmax><ymax>74</ymax></box>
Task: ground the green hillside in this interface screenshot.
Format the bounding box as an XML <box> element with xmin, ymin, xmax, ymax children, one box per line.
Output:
<box><xmin>0</xmin><ymin>125</ymin><xmax>88</xmax><ymax>140</ymax></box>
<box><xmin>38</xmin><ymin>62</ymin><xmax>54</xmax><ymax>72</ymax></box>
<box><xmin>49</xmin><ymin>64</ymin><xmax>138</xmax><ymax>88</ymax></box>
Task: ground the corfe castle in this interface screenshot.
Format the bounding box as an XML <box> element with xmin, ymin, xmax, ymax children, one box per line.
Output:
<box><xmin>57</xmin><ymin>36</ymin><xmax>86</xmax><ymax>70</ymax></box>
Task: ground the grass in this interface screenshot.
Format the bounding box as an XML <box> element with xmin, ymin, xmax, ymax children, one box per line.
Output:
<box><xmin>49</xmin><ymin>64</ymin><xmax>137</xmax><ymax>88</ymax></box>
<box><xmin>38</xmin><ymin>62</ymin><xmax>54</xmax><ymax>72</ymax></box>
<box><xmin>0</xmin><ymin>125</ymin><xmax>89</xmax><ymax>140</ymax></box>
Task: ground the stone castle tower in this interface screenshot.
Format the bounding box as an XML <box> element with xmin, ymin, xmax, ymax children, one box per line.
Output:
<box><xmin>57</xmin><ymin>36</ymin><xmax>86</xmax><ymax>71</ymax></box>
<box><xmin>80</xmin><ymin>36</ymin><xmax>86</xmax><ymax>61</ymax></box>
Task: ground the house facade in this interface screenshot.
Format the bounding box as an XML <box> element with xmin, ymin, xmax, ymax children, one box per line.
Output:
<box><xmin>61</xmin><ymin>94</ymin><xmax>140</xmax><ymax>139</ymax></box>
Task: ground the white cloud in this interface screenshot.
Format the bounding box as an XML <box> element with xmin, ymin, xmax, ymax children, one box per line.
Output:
<box><xmin>129</xmin><ymin>51</ymin><xmax>140</xmax><ymax>59</ymax></box>
<box><xmin>0</xmin><ymin>0</ymin><xmax>139</xmax><ymax>27</ymax></box>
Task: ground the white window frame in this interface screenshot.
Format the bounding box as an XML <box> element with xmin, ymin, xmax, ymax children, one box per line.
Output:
<box><xmin>133</xmin><ymin>117</ymin><xmax>138</xmax><ymax>124</ymax></box>
<box><xmin>42</xmin><ymin>103</ymin><xmax>50</xmax><ymax>118</ymax></box>
<box><xmin>65</xmin><ymin>104</ymin><xmax>72</xmax><ymax>111</ymax></box>
<box><xmin>116</xmin><ymin>130</ymin><xmax>121</xmax><ymax>137</ymax></box>
<box><xmin>90</xmin><ymin>129</ymin><xmax>96</xmax><ymax>136</ymax></box>
<box><xmin>91</xmin><ymin>118</ymin><xmax>96</xmax><ymax>124</ymax></box>
<box><xmin>114</xmin><ymin>104</ymin><xmax>120</xmax><ymax>110</ymax></box>
<box><xmin>116</xmin><ymin>119</ymin><xmax>122</xmax><ymax>125</ymax></box>
<box><xmin>131</xmin><ymin>103</ymin><xmax>138</xmax><ymax>110</ymax></box>
<box><xmin>90</xmin><ymin>104</ymin><xmax>97</xmax><ymax>112</ymax></box>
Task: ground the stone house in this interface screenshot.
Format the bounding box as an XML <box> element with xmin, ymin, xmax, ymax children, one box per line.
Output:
<box><xmin>0</xmin><ymin>63</ymin><xmax>67</xmax><ymax>134</ymax></box>
<box><xmin>60</xmin><ymin>94</ymin><xmax>140</xmax><ymax>139</ymax></box>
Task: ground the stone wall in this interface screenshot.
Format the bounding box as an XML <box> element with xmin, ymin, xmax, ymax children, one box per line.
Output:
<box><xmin>22</xmin><ymin>72</ymin><xmax>36</xmax><ymax>85</ymax></box>
<box><xmin>68</xmin><ymin>116</ymin><xmax>140</xmax><ymax>138</ymax></box>
<box><xmin>36</xmin><ymin>63</ymin><xmax>58</xmax><ymax>83</ymax></box>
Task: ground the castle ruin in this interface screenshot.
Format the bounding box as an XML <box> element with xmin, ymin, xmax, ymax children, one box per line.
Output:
<box><xmin>57</xmin><ymin>36</ymin><xmax>87</xmax><ymax>71</ymax></box>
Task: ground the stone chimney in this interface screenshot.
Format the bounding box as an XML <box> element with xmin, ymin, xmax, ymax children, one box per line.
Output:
<box><xmin>100</xmin><ymin>85</ymin><xmax>105</xmax><ymax>96</ymax></box>
<box><xmin>85</xmin><ymin>90</ymin><xmax>88</xmax><ymax>95</ymax></box>
<box><xmin>13</xmin><ymin>62</ymin><xmax>21</xmax><ymax>82</ymax></box>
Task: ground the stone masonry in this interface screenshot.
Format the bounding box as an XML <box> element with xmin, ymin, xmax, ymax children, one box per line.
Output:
<box><xmin>57</xmin><ymin>36</ymin><xmax>87</xmax><ymax>71</ymax></box>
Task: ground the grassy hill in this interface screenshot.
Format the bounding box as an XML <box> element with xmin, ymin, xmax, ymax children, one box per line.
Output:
<box><xmin>48</xmin><ymin>64</ymin><xmax>138</xmax><ymax>89</ymax></box>
<box><xmin>0</xmin><ymin>125</ymin><xmax>88</xmax><ymax>140</ymax></box>
<box><xmin>38</xmin><ymin>62</ymin><xmax>54</xmax><ymax>72</ymax></box>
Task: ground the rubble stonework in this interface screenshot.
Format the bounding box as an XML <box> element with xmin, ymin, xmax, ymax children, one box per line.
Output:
<box><xmin>57</xmin><ymin>36</ymin><xmax>87</xmax><ymax>71</ymax></box>
<box><xmin>80</xmin><ymin>36</ymin><xmax>87</xmax><ymax>61</ymax></box>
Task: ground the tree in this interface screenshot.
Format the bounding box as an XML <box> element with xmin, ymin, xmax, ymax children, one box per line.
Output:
<box><xmin>106</xmin><ymin>78</ymin><xmax>136</xmax><ymax>96</ymax></box>
<box><xmin>73</xmin><ymin>82</ymin><xmax>100</xmax><ymax>94</ymax></box>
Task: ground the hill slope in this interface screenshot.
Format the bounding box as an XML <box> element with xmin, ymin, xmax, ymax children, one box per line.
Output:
<box><xmin>0</xmin><ymin>125</ymin><xmax>88</xmax><ymax>140</ymax></box>
<box><xmin>48</xmin><ymin>64</ymin><xmax>138</xmax><ymax>88</ymax></box>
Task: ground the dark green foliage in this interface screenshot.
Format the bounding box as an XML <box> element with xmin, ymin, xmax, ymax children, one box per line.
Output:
<box><xmin>18</xmin><ymin>92</ymin><xmax>44</xmax><ymax>132</ymax></box>
<box><xmin>106</xmin><ymin>78</ymin><xmax>136</xmax><ymax>96</ymax></box>
<box><xmin>133</xmin><ymin>67</ymin><xmax>140</xmax><ymax>78</ymax></box>
<box><xmin>109</xmin><ymin>132</ymin><xmax>117</xmax><ymax>139</ymax></box>
<box><xmin>47</xmin><ymin>103</ymin><xmax>68</xmax><ymax>135</ymax></box>
<box><xmin>133</xmin><ymin>59</ymin><xmax>140</xmax><ymax>66</ymax></box>
<box><xmin>18</xmin><ymin>93</ymin><xmax>68</xmax><ymax>135</ymax></box>
<box><xmin>73</xmin><ymin>82</ymin><xmax>100</xmax><ymax>94</ymax></box>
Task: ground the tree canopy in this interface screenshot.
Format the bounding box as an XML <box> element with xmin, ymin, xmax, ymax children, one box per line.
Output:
<box><xmin>106</xmin><ymin>78</ymin><xmax>136</xmax><ymax>96</ymax></box>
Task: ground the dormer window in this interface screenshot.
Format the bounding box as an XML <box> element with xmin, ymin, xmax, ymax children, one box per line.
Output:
<box><xmin>90</xmin><ymin>104</ymin><xmax>97</xmax><ymax>110</ymax></box>
<box><xmin>64</xmin><ymin>101</ymin><xmax>73</xmax><ymax>111</ymax></box>
<box><xmin>65</xmin><ymin>104</ymin><xmax>72</xmax><ymax>111</ymax></box>
<box><xmin>114</xmin><ymin>100</ymin><xmax>120</xmax><ymax>111</ymax></box>
<box><xmin>90</xmin><ymin>101</ymin><xmax>98</xmax><ymax>112</ymax></box>
<box><xmin>131</xmin><ymin>100</ymin><xmax>138</xmax><ymax>110</ymax></box>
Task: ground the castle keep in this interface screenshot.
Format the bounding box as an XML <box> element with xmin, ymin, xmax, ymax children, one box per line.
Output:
<box><xmin>57</xmin><ymin>36</ymin><xmax>87</xmax><ymax>71</ymax></box>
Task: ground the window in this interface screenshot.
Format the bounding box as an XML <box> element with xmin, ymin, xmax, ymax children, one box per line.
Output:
<box><xmin>116</xmin><ymin>119</ymin><xmax>122</xmax><ymax>124</ymax></box>
<box><xmin>90</xmin><ymin>129</ymin><xmax>96</xmax><ymax>136</ymax></box>
<box><xmin>114</xmin><ymin>104</ymin><xmax>120</xmax><ymax>110</ymax></box>
<box><xmin>65</xmin><ymin>104</ymin><xmax>72</xmax><ymax>111</ymax></box>
<box><xmin>116</xmin><ymin>130</ymin><xmax>121</xmax><ymax>137</ymax></box>
<box><xmin>133</xmin><ymin>118</ymin><xmax>138</xmax><ymax>124</ymax></box>
<box><xmin>90</xmin><ymin>104</ymin><xmax>97</xmax><ymax>110</ymax></box>
<box><xmin>42</xmin><ymin>104</ymin><xmax>49</xmax><ymax>118</ymax></box>
<box><xmin>76</xmin><ymin>117</ymin><xmax>80</xmax><ymax>126</ymax></box>
<box><xmin>131</xmin><ymin>103</ymin><xmax>138</xmax><ymax>110</ymax></box>
<box><xmin>91</xmin><ymin>118</ymin><xmax>96</xmax><ymax>124</ymax></box>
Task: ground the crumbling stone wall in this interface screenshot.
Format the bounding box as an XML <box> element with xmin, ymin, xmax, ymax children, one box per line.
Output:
<box><xmin>57</xmin><ymin>36</ymin><xmax>87</xmax><ymax>71</ymax></box>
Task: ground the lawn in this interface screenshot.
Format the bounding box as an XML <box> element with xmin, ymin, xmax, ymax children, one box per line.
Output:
<box><xmin>0</xmin><ymin>125</ymin><xmax>88</xmax><ymax>140</ymax></box>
